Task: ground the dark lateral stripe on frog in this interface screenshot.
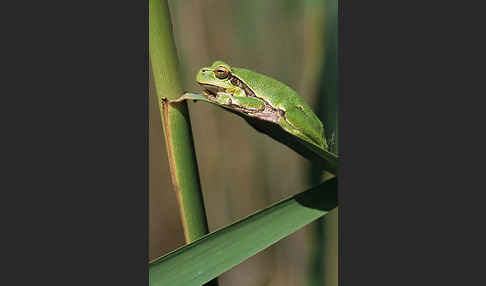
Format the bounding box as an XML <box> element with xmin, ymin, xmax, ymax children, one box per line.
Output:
<box><xmin>228</xmin><ymin>75</ymin><xmax>257</xmax><ymax>99</ymax></box>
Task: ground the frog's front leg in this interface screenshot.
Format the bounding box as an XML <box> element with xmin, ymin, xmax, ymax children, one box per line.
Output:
<box><xmin>225</xmin><ymin>86</ymin><xmax>246</xmax><ymax>98</ymax></box>
<box><xmin>211</xmin><ymin>92</ymin><xmax>233</xmax><ymax>105</ymax></box>
<box><xmin>215</xmin><ymin>92</ymin><xmax>265</xmax><ymax>111</ymax></box>
<box><xmin>210</xmin><ymin>86</ymin><xmax>246</xmax><ymax>105</ymax></box>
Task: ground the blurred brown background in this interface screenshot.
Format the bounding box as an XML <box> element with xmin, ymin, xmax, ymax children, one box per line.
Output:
<box><xmin>150</xmin><ymin>1</ymin><xmax>338</xmax><ymax>285</ymax></box>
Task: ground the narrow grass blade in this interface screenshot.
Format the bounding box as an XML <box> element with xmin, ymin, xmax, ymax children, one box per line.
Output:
<box><xmin>169</xmin><ymin>93</ymin><xmax>339</xmax><ymax>174</ymax></box>
<box><xmin>149</xmin><ymin>178</ymin><xmax>338</xmax><ymax>286</ymax></box>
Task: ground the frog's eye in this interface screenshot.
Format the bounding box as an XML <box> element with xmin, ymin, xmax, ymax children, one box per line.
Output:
<box><xmin>214</xmin><ymin>66</ymin><xmax>230</xmax><ymax>79</ymax></box>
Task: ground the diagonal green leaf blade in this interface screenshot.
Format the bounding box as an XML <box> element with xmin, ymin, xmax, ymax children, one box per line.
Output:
<box><xmin>149</xmin><ymin>178</ymin><xmax>338</xmax><ymax>286</ymax></box>
<box><xmin>169</xmin><ymin>93</ymin><xmax>339</xmax><ymax>174</ymax></box>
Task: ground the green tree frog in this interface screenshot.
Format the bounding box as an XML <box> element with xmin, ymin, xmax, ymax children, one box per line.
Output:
<box><xmin>196</xmin><ymin>61</ymin><xmax>328</xmax><ymax>150</ymax></box>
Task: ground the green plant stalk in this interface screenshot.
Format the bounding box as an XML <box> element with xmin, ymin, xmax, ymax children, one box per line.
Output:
<box><xmin>150</xmin><ymin>0</ymin><xmax>212</xmax><ymax>248</ymax></box>
<box><xmin>150</xmin><ymin>2</ymin><xmax>218</xmax><ymax>285</ymax></box>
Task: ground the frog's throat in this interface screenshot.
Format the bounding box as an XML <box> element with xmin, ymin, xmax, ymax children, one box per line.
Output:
<box><xmin>197</xmin><ymin>83</ymin><xmax>226</xmax><ymax>97</ymax></box>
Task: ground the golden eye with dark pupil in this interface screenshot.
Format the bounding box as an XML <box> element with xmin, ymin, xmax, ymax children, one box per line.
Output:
<box><xmin>214</xmin><ymin>66</ymin><xmax>230</xmax><ymax>79</ymax></box>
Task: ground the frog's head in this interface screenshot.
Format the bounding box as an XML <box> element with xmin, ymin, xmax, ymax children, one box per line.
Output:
<box><xmin>196</xmin><ymin>61</ymin><xmax>234</xmax><ymax>96</ymax></box>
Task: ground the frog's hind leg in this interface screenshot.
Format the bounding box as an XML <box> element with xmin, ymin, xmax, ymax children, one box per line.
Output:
<box><xmin>284</xmin><ymin>107</ymin><xmax>327</xmax><ymax>149</ymax></box>
<box><xmin>277</xmin><ymin>117</ymin><xmax>320</xmax><ymax>148</ymax></box>
<box><xmin>278</xmin><ymin>112</ymin><xmax>327</xmax><ymax>149</ymax></box>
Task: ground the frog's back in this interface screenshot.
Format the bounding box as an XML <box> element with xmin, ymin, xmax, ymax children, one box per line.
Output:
<box><xmin>232</xmin><ymin>67</ymin><xmax>304</xmax><ymax>107</ymax></box>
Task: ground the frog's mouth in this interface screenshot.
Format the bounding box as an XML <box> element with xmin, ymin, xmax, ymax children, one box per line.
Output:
<box><xmin>197</xmin><ymin>83</ymin><xmax>225</xmax><ymax>98</ymax></box>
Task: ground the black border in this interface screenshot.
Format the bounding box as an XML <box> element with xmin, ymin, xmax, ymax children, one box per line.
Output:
<box><xmin>339</xmin><ymin>0</ymin><xmax>466</xmax><ymax>285</ymax></box>
<box><xmin>6</xmin><ymin>1</ymin><xmax>149</xmax><ymax>285</ymax></box>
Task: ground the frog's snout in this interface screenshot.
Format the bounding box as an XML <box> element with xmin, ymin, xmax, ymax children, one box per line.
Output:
<box><xmin>199</xmin><ymin>68</ymin><xmax>213</xmax><ymax>74</ymax></box>
<box><xmin>196</xmin><ymin>68</ymin><xmax>212</xmax><ymax>83</ymax></box>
